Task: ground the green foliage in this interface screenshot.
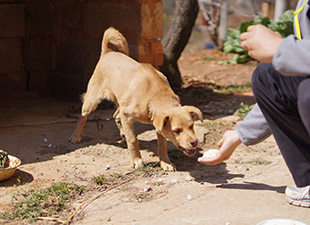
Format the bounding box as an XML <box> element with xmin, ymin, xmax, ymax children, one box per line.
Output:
<box><xmin>246</xmin><ymin>158</ymin><xmax>272</xmax><ymax>165</ymax></box>
<box><xmin>0</xmin><ymin>150</ymin><xmax>8</xmax><ymax>168</ymax></box>
<box><xmin>221</xmin><ymin>10</ymin><xmax>294</xmax><ymax>64</ymax></box>
<box><xmin>93</xmin><ymin>172</ymin><xmax>123</xmax><ymax>186</ymax></box>
<box><xmin>217</xmin><ymin>83</ymin><xmax>252</xmax><ymax>94</ymax></box>
<box><xmin>201</xmin><ymin>54</ymin><xmax>216</xmax><ymax>61</ymax></box>
<box><xmin>233</xmin><ymin>102</ymin><xmax>254</xmax><ymax>118</ymax></box>
<box><xmin>268</xmin><ymin>10</ymin><xmax>294</xmax><ymax>37</ymax></box>
<box><xmin>93</xmin><ymin>174</ymin><xmax>109</xmax><ymax>186</ymax></box>
<box><xmin>111</xmin><ymin>172</ymin><xmax>123</xmax><ymax>179</ymax></box>
<box><xmin>1</xmin><ymin>183</ymin><xmax>83</xmax><ymax>222</ymax></box>
<box><xmin>220</xmin><ymin>27</ymin><xmax>249</xmax><ymax>65</ymax></box>
<box><xmin>137</xmin><ymin>164</ymin><xmax>155</xmax><ymax>173</ymax></box>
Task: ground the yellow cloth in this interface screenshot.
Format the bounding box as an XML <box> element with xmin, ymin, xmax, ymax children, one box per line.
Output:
<box><xmin>294</xmin><ymin>0</ymin><xmax>308</xmax><ymax>39</ymax></box>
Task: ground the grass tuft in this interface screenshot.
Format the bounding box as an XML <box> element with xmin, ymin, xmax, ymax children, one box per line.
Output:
<box><xmin>247</xmin><ymin>158</ymin><xmax>272</xmax><ymax>165</ymax></box>
<box><xmin>1</xmin><ymin>183</ymin><xmax>83</xmax><ymax>222</ymax></box>
<box><xmin>93</xmin><ymin>174</ymin><xmax>109</xmax><ymax>186</ymax></box>
<box><xmin>216</xmin><ymin>83</ymin><xmax>252</xmax><ymax>94</ymax></box>
<box><xmin>233</xmin><ymin>102</ymin><xmax>254</xmax><ymax>118</ymax></box>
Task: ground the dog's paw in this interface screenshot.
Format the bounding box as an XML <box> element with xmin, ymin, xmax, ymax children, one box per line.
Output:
<box><xmin>160</xmin><ymin>161</ymin><xmax>176</xmax><ymax>172</ymax></box>
<box><xmin>131</xmin><ymin>159</ymin><xmax>144</xmax><ymax>169</ymax></box>
<box><xmin>68</xmin><ymin>135</ymin><xmax>82</xmax><ymax>144</ymax></box>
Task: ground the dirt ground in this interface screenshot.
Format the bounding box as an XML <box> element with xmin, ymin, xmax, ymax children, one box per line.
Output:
<box><xmin>0</xmin><ymin>50</ymin><xmax>309</xmax><ymax>225</ymax></box>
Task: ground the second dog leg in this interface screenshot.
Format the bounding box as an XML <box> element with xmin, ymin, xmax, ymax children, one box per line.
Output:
<box><xmin>120</xmin><ymin>113</ymin><xmax>143</xmax><ymax>169</ymax></box>
<box><xmin>157</xmin><ymin>132</ymin><xmax>176</xmax><ymax>171</ymax></box>
<box><xmin>69</xmin><ymin>93</ymin><xmax>99</xmax><ymax>143</ymax></box>
<box><xmin>113</xmin><ymin>108</ymin><xmax>126</xmax><ymax>141</ymax></box>
<box><xmin>68</xmin><ymin>115</ymin><xmax>88</xmax><ymax>143</ymax></box>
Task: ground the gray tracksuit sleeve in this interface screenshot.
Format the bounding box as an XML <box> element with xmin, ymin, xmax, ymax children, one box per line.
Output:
<box><xmin>236</xmin><ymin>104</ymin><xmax>271</xmax><ymax>146</ymax></box>
<box><xmin>235</xmin><ymin>0</ymin><xmax>310</xmax><ymax>146</ymax></box>
<box><xmin>273</xmin><ymin>1</ymin><xmax>310</xmax><ymax>76</ymax></box>
<box><xmin>272</xmin><ymin>35</ymin><xmax>310</xmax><ymax>76</ymax></box>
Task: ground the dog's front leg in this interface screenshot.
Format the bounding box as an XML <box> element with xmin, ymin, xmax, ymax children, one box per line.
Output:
<box><xmin>120</xmin><ymin>114</ymin><xmax>143</xmax><ymax>169</ymax></box>
<box><xmin>68</xmin><ymin>115</ymin><xmax>88</xmax><ymax>143</ymax></box>
<box><xmin>157</xmin><ymin>132</ymin><xmax>176</xmax><ymax>172</ymax></box>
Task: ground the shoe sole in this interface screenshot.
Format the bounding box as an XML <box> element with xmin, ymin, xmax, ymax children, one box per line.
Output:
<box><xmin>286</xmin><ymin>197</ymin><xmax>310</xmax><ymax>208</ymax></box>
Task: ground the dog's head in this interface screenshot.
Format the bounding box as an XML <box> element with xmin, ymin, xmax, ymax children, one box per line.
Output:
<box><xmin>153</xmin><ymin>106</ymin><xmax>203</xmax><ymax>156</ymax></box>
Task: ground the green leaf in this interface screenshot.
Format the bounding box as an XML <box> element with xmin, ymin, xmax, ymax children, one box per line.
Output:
<box><xmin>255</xmin><ymin>15</ymin><xmax>270</xmax><ymax>26</ymax></box>
<box><xmin>221</xmin><ymin>10</ymin><xmax>294</xmax><ymax>64</ymax></box>
<box><xmin>278</xmin><ymin>10</ymin><xmax>294</xmax><ymax>23</ymax></box>
<box><xmin>240</xmin><ymin>21</ymin><xmax>255</xmax><ymax>33</ymax></box>
<box><xmin>236</xmin><ymin>53</ymin><xmax>251</xmax><ymax>63</ymax></box>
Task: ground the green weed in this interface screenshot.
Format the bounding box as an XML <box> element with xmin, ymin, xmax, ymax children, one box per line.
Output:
<box><xmin>247</xmin><ymin>158</ymin><xmax>272</xmax><ymax>165</ymax></box>
<box><xmin>233</xmin><ymin>102</ymin><xmax>254</xmax><ymax>118</ymax></box>
<box><xmin>201</xmin><ymin>55</ymin><xmax>216</xmax><ymax>61</ymax></box>
<box><xmin>137</xmin><ymin>162</ymin><xmax>160</xmax><ymax>173</ymax></box>
<box><xmin>204</xmin><ymin>121</ymin><xmax>223</xmax><ymax>132</ymax></box>
<box><xmin>111</xmin><ymin>172</ymin><xmax>123</xmax><ymax>179</ymax></box>
<box><xmin>93</xmin><ymin>174</ymin><xmax>109</xmax><ymax>186</ymax></box>
<box><xmin>1</xmin><ymin>183</ymin><xmax>83</xmax><ymax>222</ymax></box>
<box><xmin>217</xmin><ymin>84</ymin><xmax>251</xmax><ymax>94</ymax></box>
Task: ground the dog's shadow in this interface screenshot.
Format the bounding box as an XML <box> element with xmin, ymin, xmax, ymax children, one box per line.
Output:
<box><xmin>66</xmin><ymin>114</ymin><xmax>245</xmax><ymax>187</ymax></box>
<box><xmin>171</xmin><ymin>149</ymin><xmax>245</xmax><ymax>185</ymax></box>
<box><xmin>78</xmin><ymin>120</ymin><xmax>242</xmax><ymax>186</ymax></box>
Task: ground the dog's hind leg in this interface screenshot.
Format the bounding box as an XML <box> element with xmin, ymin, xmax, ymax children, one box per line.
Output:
<box><xmin>113</xmin><ymin>108</ymin><xmax>126</xmax><ymax>141</ymax></box>
<box><xmin>68</xmin><ymin>115</ymin><xmax>88</xmax><ymax>143</ymax></box>
<box><xmin>69</xmin><ymin>95</ymin><xmax>99</xmax><ymax>143</ymax></box>
<box><xmin>119</xmin><ymin>112</ymin><xmax>143</xmax><ymax>169</ymax></box>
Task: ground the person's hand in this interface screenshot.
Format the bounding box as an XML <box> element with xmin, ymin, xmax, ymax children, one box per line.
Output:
<box><xmin>240</xmin><ymin>24</ymin><xmax>283</xmax><ymax>63</ymax></box>
<box><xmin>197</xmin><ymin>130</ymin><xmax>242</xmax><ymax>165</ymax></box>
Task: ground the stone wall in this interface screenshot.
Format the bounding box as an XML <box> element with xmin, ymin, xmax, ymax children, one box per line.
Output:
<box><xmin>0</xmin><ymin>3</ymin><xmax>26</xmax><ymax>94</ymax></box>
<box><xmin>0</xmin><ymin>0</ymin><xmax>163</xmax><ymax>100</ymax></box>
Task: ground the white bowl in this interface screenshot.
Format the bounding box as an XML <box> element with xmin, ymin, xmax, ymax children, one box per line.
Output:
<box><xmin>257</xmin><ymin>219</ymin><xmax>307</xmax><ymax>225</ymax></box>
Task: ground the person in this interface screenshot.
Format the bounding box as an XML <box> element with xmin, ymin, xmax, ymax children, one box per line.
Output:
<box><xmin>198</xmin><ymin>0</ymin><xmax>310</xmax><ymax>208</ymax></box>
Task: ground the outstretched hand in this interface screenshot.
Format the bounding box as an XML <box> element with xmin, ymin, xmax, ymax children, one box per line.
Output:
<box><xmin>240</xmin><ymin>24</ymin><xmax>283</xmax><ymax>63</ymax></box>
<box><xmin>197</xmin><ymin>130</ymin><xmax>242</xmax><ymax>165</ymax></box>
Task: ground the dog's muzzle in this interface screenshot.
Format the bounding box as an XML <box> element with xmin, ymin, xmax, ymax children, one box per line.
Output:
<box><xmin>178</xmin><ymin>146</ymin><xmax>196</xmax><ymax>156</ymax></box>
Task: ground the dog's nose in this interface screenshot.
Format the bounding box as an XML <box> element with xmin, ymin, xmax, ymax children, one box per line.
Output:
<box><xmin>189</xmin><ymin>139</ymin><xmax>198</xmax><ymax>147</ymax></box>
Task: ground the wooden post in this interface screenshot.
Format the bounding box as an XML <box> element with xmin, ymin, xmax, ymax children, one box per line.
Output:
<box><xmin>218</xmin><ymin>0</ymin><xmax>227</xmax><ymax>49</ymax></box>
<box><xmin>274</xmin><ymin>0</ymin><xmax>288</xmax><ymax>21</ymax></box>
<box><xmin>262</xmin><ymin>0</ymin><xmax>275</xmax><ymax>19</ymax></box>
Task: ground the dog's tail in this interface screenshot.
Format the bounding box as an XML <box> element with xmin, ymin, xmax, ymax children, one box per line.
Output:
<box><xmin>102</xmin><ymin>27</ymin><xmax>129</xmax><ymax>56</ymax></box>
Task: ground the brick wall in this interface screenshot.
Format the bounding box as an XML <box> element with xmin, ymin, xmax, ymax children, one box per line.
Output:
<box><xmin>0</xmin><ymin>0</ymin><xmax>163</xmax><ymax>100</ymax></box>
<box><xmin>0</xmin><ymin>3</ymin><xmax>26</xmax><ymax>93</ymax></box>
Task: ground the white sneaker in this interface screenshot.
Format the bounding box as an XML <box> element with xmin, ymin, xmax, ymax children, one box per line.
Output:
<box><xmin>285</xmin><ymin>185</ymin><xmax>310</xmax><ymax>208</ymax></box>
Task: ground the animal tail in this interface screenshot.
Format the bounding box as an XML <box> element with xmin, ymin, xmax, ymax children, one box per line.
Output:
<box><xmin>101</xmin><ymin>27</ymin><xmax>129</xmax><ymax>55</ymax></box>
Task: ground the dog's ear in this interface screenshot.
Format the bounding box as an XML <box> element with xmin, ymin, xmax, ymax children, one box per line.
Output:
<box><xmin>184</xmin><ymin>106</ymin><xmax>203</xmax><ymax>123</ymax></box>
<box><xmin>153</xmin><ymin>113</ymin><xmax>170</xmax><ymax>132</ymax></box>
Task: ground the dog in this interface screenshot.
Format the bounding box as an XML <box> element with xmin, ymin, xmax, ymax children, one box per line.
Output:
<box><xmin>69</xmin><ymin>27</ymin><xmax>203</xmax><ymax>171</ymax></box>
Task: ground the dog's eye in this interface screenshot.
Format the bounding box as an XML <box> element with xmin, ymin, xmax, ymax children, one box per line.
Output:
<box><xmin>173</xmin><ymin>129</ymin><xmax>182</xmax><ymax>134</ymax></box>
<box><xmin>189</xmin><ymin>124</ymin><xmax>194</xmax><ymax>130</ymax></box>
